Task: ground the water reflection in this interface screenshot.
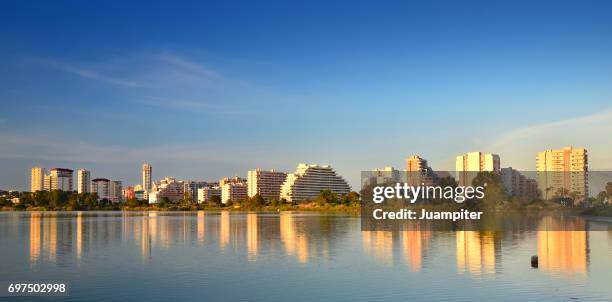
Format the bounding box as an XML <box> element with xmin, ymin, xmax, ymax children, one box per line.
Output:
<box><xmin>197</xmin><ymin>211</ymin><xmax>205</xmax><ymax>245</ymax></box>
<box><xmin>20</xmin><ymin>212</ymin><xmax>598</xmax><ymax>278</ymax></box>
<box><xmin>456</xmin><ymin>231</ymin><xmax>499</xmax><ymax>277</ymax></box>
<box><xmin>402</xmin><ymin>228</ymin><xmax>431</xmax><ymax>272</ymax></box>
<box><xmin>76</xmin><ymin>211</ymin><xmax>82</xmax><ymax>261</ymax></box>
<box><xmin>29</xmin><ymin>212</ymin><xmax>41</xmax><ymax>265</ymax></box>
<box><xmin>280</xmin><ymin>212</ymin><xmax>309</xmax><ymax>263</ymax></box>
<box><xmin>247</xmin><ymin>213</ymin><xmax>258</xmax><ymax>260</ymax></box>
<box><xmin>537</xmin><ymin>218</ymin><xmax>588</xmax><ymax>278</ymax></box>
<box><xmin>362</xmin><ymin>231</ymin><xmax>394</xmax><ymax>266</ymax></box>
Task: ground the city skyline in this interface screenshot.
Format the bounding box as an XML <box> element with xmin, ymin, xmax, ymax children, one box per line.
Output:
<box><xmin>20</xmin><ymin>145</ymin><xmax>595</xmax><ymax>195</ymax></box>
<box><xmin>2</xmin><ymin>1</ymin><xmax>612</xmax><ymax>190</ymax></box>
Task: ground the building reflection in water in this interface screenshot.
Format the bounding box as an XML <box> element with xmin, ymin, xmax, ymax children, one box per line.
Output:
<box><xmin>220</xmin><ymin>211</ymin><xmax>230</xmax><ymax>249</ymax></box>
<box><xmin>247</xmin><ymin>213</ymin><xmax>258</xmax><ymax>260</ymax></box>
<box><xmin>537</xmin><ymin>218</ymin><xmax>588</xmax><ymax>277</ymax></box>
<box><xmin>141</xmin><ymin>215</ymin><xmax>151</xmax><ymax>262</ymax></box>
<box><xmin>362</xmin><ymin>231</ymin><xmax>394</xmax><ymax>266</ymax></box>
<box><xmin>76</xmin><ymin>211</ymin><xmax>83</xmax><ymax>261</ymax></box>
<box><xmin>29</xmin><ymin>212</ymin><xmax>41</xmax><ymax>265</ymax></box>
<box><xmin>402</xmin><ymin>229</ymin><xmax>431</xmax><ymax>272</ymax></box>
<box><xmin>280</xmin><ymin>213</ymin><xmax>309</xmax><ymax>263</ymax></box>
<box><xmin>456</xmin><ymin>231</ymin><xmax>498</xmax><ymax>277</ymax></box>
<box><xmin>44</xmin><ymin>213</ymin><xmax>57</xmax><ymax>262</ymax></box>
<box><xmin>197</xmin><ymin>211</ymin><xmax>205</xmax><ymax>245</ymax></box>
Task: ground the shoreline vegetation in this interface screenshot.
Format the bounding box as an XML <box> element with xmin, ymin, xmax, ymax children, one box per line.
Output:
<box><xmin>0</xmin><ymin>189</ymin><xmax>609</xmax><ymax>217</ymax></box>
<box><xmin>0</xmin><ymin>189</ymin><xmax>362</xmax><ymax>214</ymax></box>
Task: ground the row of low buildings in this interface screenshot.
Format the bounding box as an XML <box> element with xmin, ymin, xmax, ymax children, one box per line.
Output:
<box><xmin>146</xmin><ymin>164</ymin><xmax>352</xmax><ymax>204</ymax></box>
<box><xmin>30</xmin><ymin>167</ymin><xmax>123</xmax><ymax>202</ymax></box>
<box><xmin>369</xmin><ymin>146</ymin><xmax>589</xmax><ymax>203</ymax></box>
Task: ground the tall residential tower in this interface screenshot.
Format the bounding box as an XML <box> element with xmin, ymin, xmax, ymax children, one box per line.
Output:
<box><xmin>77</xmin><ymin>169</ymin><xmax>91</xmax><ymax>193</ymax></box>
<box><xmin>142</xmin><ymin>162</ymin><xmax>152</xmax><ymax>192</ymax></box>
<box><xmin>30</xmin><ymin>167</ymin><xmax>45</xmax><ymax>192</ymax></box>
<box><xmin>455</xmin><ymin>152</ymin><xmax>500</xmax><ymax>186</ymax></box>
<box><xmin>247</xmin><ymin>169</ymin><xmax>287</xmax><ymax>200</ymax></box>
<box><xmin>536</xmin><ymin>146</ymin><xmax>588</xmax><ymax>201</ymax></box>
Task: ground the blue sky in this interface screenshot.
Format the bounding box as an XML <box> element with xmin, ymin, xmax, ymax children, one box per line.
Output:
<box><xmin>1</xmin><ymin>0</ymin><xmax>612</xmax><ymax>190</ymax></box>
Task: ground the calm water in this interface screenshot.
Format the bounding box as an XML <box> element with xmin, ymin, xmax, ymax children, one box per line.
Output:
<box><xmin>1</xmin><ymin>211</ymin><xmax>612</xmax><ymax>301</ymax></box>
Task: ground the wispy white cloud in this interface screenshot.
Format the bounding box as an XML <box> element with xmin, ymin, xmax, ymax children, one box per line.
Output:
<box><xmin>46</xmin><ymin>60</ymin><xmax>142</xmax><ymax>87</ymax></box>
<box><xmin>135</xmin><ymin>96</ymin><xmax>257</xmax><ymax>116</ymax></box>
<box><xmin>0</xmin><ymin>132</ymin><xmax>250</xmax><ymax>165</ymax></box>
<box><xmin>483</xmin><ymin>108</ymin><xmax>612</xmax><ymax>170</ymax></box>
<box><xmin>490</xmin><ymin>109</ymin><xmax>612</xmax><ymax>148</ymax></box>
<box><xmin>157</xmin><ymin>53</ymin><xmax>224</xmax><ymax>81</ymax></box>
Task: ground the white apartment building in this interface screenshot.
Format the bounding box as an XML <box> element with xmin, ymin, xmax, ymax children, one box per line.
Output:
<box><xmin>370</xmin><ymin>166</ymin><xmax>400</xmax><ymax>185</ymax></box>
<box><xmin>197</xmin><ymin>186</ymin><xmax>221</xmax><ymax>203</ymax></box>
<box><xmin>536</xmin><ymin>146</ymin><xmax>588</xmax><ymax>201</ymax></box>
<box><xmin>280</xmin><ymin>164</ymin><xmax>351</xmax><ymax>202</ymax></box>
<box><xmin>30</xmin><ymin>167</ymin><xmax>45</xmax><ymax>192</ymax></box>
<box><xmin>92</xmin><ymin>178</ymin><xmax>110</xmax><ymax>200</ymax></box>
<box><xmin>48</xmin><ymin>168</ymin><xmax>74</xmax><ymax>191</ymax></box>
<box><xmin>455</xmin><ymin>152</ymin><xmax>500</xmax><ymax>186</ymax></box>
<box><xmin>221</xmin><ymin>182</ymin><xmax>247</xmax><ymax>204</ymax></box>
<box><xmin>148</xmin><ymin>177</ymin><xmax>184</xmax><ymax>204</ymax></box>
<box><xmin>109</xmin><ymin>180</ymin><xmax>123</xmax><ymax>203</ymax></box>
<box><xmin>406</xmin><ymin>155</ymin><xmax>436</xmax><ymax>186</ymax></box>
<box><xmin>77</xmin><ymin>169</ymin><xmax>91</xmax><ymax>194</ymax></box>
<box><xmin>247</xmin><ymin>169</ymin><xmax>287</xmax><ymax>200</ymax></box>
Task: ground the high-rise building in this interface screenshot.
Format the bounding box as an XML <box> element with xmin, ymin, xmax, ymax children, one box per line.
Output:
<box><xmin>30</xmin><ymin>167</ymin><xmax>45</xmax><ymax>192</ymax></box>
<box><xmin>501</xmin><ymin>167</ymin><xmax>538</xmax><ymax>202</ymax></box>
<box><xmin>406</xmin><ymin>155</ymin><xmax>431</xmax><ymax>174</ymax></box>
<box><xmin>142</xmin><ymin>162</ymin><xmax>152</xmax><ymax>192</ymax></box>
<box><xmin>369</xmin><ymin>166</ymin><xmax>400</xmax><ymax>185</ymax></box>
<box><xmin>455</xmin><ymin>152</ymin><xmax>500</xmax><ymax>186</ymax></box>
<box><xmin>48</xmin><ymin>168</ymin><xmax>74</xmax><ymax>191</ymax></box>
<box><xmin>247</xmin><ymin>169</ymin><xmax>287</xmax><ymax>200</ymax></box>
<box><xmin>536</xmin><ymin>146</ymin><xmax>588</xmax><ymax>201</ymax></box>
<box><xmin>183</xmin><ymin>181</ymin><xmax>209</xmax><ymax>202</ymax></box>
<box><xmin>219</xmin><ymin>176</ymin><xmax>246</xmax><ymax>187</ymax></box>
<box><xmin>406</xmin><ymin>155</ymin><xmax>436</xmax><ymax>186</ymax></box>
<box><xmin>197</xmin><ymin>186</ymin><xmax>221</xmax><ymax>203</ymax></box>
<box><xmin>280</xmin><ymin>164</ymin><xmax>351</xmax><ymax>202</ymax></box>
<box><xmin>77</xmin><ymin>169</ymin><xmax>91</xmax><ymax>194</ymax></box>
<box><xmin>44</xmin><ymin>174</ymin><xmax>51</xmax><ymax>191</ymax></box>
<box><xmin>148</xmin><ymin>177</ymin><xmax>184</xmax><ymax>204</ymax></box>
<box><xmin>221</xmin><ymin>182</ymin><xmax>248</xmax><ymax>204</ymax></box>
<box><xmin>91</xmin><ymin>178</ymin><xmax>110</xmax><ymax>200</ymax></box>
<box><xmin>109</xmin><ymin>180</ymin><xmax>123</xmax><ymax>203</ymax></box>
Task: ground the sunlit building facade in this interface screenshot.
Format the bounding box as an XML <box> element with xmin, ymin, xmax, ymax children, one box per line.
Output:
<box><xmin>455</xmin><ymin>152</ymin><xmax>500</xmax><ymax>186</ymax></box>
<box><xmin>247</xmin><ymin>169</ymin><xmax>287</xmax><ymax>200</ymax></box>
<box><xmin>148</xmin><ymin>177</ymin><xmax>184</xmax><ymax>204</ymax></box>
<box><xmin>197</xmin><ymin>186</ymin><xmax>221</xmax><ymax>203</ymax></box>
<box><xmin>536</xmin><ymin>146</ymin><xmax>588</xmax><ymax>201</ymax></box>
<box><xmin>30</xmin><ymin>166</ymin><xmax>45</xmax><ymax>192</ymax></box>
<box><xmin>77</xmin><ymin>169</ymin><xmax>91</xmax><ymax>194</ymax></box>
<box><xmin>406</xmin><ymin>155</ymin><xmax>436</xmax><ymax>186</ymax></box>
<box><xmin>48</xmin><ymin>168</ymin><xmax>74</xmax><ymax>191</ymax></box>
<box><xmin>91</xmin><ymin>178</ymin><xmax>110</xmax><ymax>200</ymax></box>
<box><xmin>280</xmin><ymin>164</ymin><xmax>351</xmax><ymax>202</ymax></box>
<box><xmin>221</xmin><ymin>182</ymin><xmax>247</xmax><ymax>204</ymax></box>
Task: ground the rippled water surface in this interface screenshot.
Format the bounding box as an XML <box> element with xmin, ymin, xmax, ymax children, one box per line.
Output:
<box><xmin>1</xmin><ymin>211</ymin><xmax>612</xmax><ymax>301</ymax></box>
